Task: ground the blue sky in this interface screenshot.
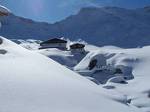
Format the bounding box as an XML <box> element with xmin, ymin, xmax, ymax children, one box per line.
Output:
<box><xmin>0</xmin><ymin>0</ymin><xmax>150</xmax><ymax>23</ymax></box>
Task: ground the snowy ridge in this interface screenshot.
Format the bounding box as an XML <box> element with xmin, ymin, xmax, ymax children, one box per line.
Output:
<box><xmin>1</xmin><ymin>6</ymin><xmax>150</xmax><ymax>47</ymax></box>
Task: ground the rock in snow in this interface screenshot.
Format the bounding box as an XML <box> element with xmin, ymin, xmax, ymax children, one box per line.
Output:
<box><xmin>0</xmin><ymin>5</ymin><xmax>10</xmax><ymax>15</ymax></box>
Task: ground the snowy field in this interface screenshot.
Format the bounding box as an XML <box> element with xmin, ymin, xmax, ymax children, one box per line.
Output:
<box><xmin>8</xmin><ymin>38</ymin><xmax>150</xmax><ymax>112</ymax></box>
<box><xmin>0</xmin><ymin>37</ymin><xmax>142</xmax><ymax>112</ymax></box>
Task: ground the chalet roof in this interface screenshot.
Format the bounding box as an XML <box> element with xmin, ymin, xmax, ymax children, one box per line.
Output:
<box><xmin>70</xmin><ymin>43</ymin><xmax>85</xmax><ymax>49</ymax></box>
<box><xmin>40</xmin><ymin>38</ymin><xmax>67</xmax><ymax>45</ymax></box>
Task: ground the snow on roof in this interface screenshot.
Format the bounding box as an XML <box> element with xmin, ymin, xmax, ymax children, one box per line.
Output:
<box><xmin>0</xmin><ymin>5</ymin><xmax>10</xmax><ymax>16</ymax></box>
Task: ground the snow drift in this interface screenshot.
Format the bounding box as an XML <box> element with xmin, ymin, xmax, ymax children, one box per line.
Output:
<box><xmin>73</xmin><ymin>45</ymin><xmax>150</xmax><ymax>111</ymax></box>
<box><xmin>0</xmin><ymin>36</ymin><xmax>139</xmax><ymax>112</ymax></box>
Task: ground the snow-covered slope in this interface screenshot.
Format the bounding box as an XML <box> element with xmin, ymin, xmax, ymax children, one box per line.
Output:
<box><xmin>11</xmin><ymin>38</ymin><xmax>150</xmax><ymax>111</ymax></box>
<box><xmin>74</xmin><ymin>45</ymin><xmax>150</xmax><ymax>111</ymax></box>
<box><xmin>12</xmin><ymin>39</ymin><xmax>41</xmax><ymax>50</ymax></box>
<box><xmin>0</xmin><ymin>37</ymin><xmax>139</xmax><ymax>112</ymax></box>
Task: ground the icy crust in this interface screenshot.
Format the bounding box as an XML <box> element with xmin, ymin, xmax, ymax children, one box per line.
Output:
<box><xmin>0</xmin><ymin>37</ymin><xmax>139</xmax><ymax>112</ymax></box>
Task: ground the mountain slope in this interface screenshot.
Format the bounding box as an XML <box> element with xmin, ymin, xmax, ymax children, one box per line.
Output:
<box><xmin>0</xmin><ymin>37</ymin><xmax>140</xmax><ymax>112</ymax></box>
<box><xmin>11</xmin><ymin>38</ymin><xmax>150</xmax><ymax>111</ymax></box>
<box><xmin>1</xmin><ymin>6</ymin><xmax>150</xmax><ymax>47</ymax></box>
<box><xmin>74</xmin><ymin>45</ymin><xmax>150</xmax><ymax>111</ymax></box>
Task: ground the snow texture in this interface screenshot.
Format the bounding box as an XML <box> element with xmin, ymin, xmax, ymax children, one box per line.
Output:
<box><xmin>0</xmin><ymin>37</ymin><xmax>140</xmax><ymax>112</ymax></box>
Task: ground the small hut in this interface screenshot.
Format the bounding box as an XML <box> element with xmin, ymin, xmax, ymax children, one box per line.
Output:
<box><xmin>39</xmin><ymin>38</ymin><xmax>67</xmax><ymax>50</ymax></box>
<box><xmin>70</xmin><ymin>43</ymin><xmax>85</xmax><ymax>53</ymax></box>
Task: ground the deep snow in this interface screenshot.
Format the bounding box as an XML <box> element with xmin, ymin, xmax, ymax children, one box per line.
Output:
<box><xmin>13</xmin><ymin>38</ymin><xmax>150</xmax><ymax>112</ymax></box>
<box><xmin>0</xmin><ymin>4</ymin><xmax>149</xmax><ymax>112</ymax></box>
<box><xmin>0</xmin><ymin>37</ymin><xmax>141</xmax><ymax>112</ymax></box>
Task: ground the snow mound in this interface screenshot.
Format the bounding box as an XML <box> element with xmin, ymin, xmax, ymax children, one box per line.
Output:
<box><xmin>107</xmin><ymin>75</ymin><xmax>127</xmax><ymax>84</ymax></box>
<box><xmin>74</xmin><ymin>51</ymin><xmax>107</xmax><ymax>71</ymax></box>
<box><xmin>12</xmin><ymin>39</ymin><xmax>41</xmax><ymax>50</ymax></box>
<box><xmin>75</xmin><ymin>46</ymin><xmax>150</xmax><ymax>111</ymax></box>
<box><xmin>37</xmin><ymin>48</ymin><xmax>78</xmax><ymax>67</ymax></box>
<box><xmin>0</xmin><ymin>37</ymin><xmax>138</xmax><ymax>112</ymax></box>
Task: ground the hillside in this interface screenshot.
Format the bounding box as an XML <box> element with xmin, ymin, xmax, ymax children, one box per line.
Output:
<box><xmin>1</xmin><ymin>4</ymin><xmax>150</xmax><ymax>112</ymax></box>
<box><xmin>15</xmin><ymin>38</ymin><xmax>150</xmax><ymax>111</ymax></box>
<box><xmin>1</xmin><ymin>6</ymin><xmax>150</xmax><ymax>47</ymax></box>
<box><xmin>1</xmin><ymin>36</ymin><xmax>141</xmax><ymax>112</ymax></box>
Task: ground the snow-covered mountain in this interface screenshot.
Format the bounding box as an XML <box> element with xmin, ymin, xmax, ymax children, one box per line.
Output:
<box><xmin>1</xmin><ymin>4</ymin><xmax>150</xmax><ymax>112</ymax></box>
<box><xmin>1</xmin><ymin>6</ymin><xmax>150</xmax><ymax>48</ymax></box>
<box><xmin>0</xmin><ymin>36</ymin><xmax>141</xmax><ymax>112</ymax></box>
<box><xmin>14</xmin><ymin>38</ymin><xmax>150</xmax><ymax>112</ymax></box>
